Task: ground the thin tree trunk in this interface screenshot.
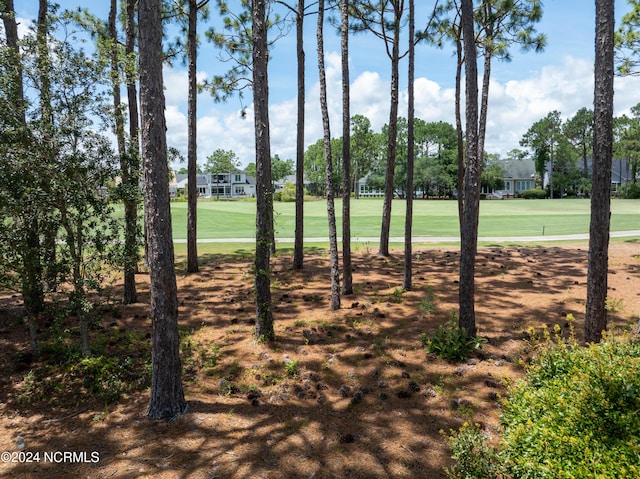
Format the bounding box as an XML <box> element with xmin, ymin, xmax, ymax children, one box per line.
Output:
<box><xmin>109</xmin><ymin>0</ymin><xmax>137</xmax><ymax>303</ymax></box>
<box><xmin>459</xmin><ymin>0</ymin><xmax>479</xmax><ymax>337</ymax></box>
<box><xmin>37</xmin><ymin>0</ymin><xmax>52</xmax><ymax>126</ymax></box>
<box><xmin>586</xmin><ymin>0</ymin><xmax>614</xmax><ymax>343</ymax></box>
<box><xmin>317</xmin><ymin>0</ymin><xmax>340</xmax><ymax>310</ymax></box>
<box><xmin>253</xmin><ymin>0</ymin><xmax>275</xmax><ymax>340</ymax></box>
<box><xmin>474</xmin><ymin>30</ymin><xmax>491</xmax><ymax>228</ymax></box>
<box><xmin>293</xmin><ymin>0</ymin><xmax>305</xmax><ymax>271</ymax></box>
<box><xmin>187</xmin><ymin>0</ymin><xmax>199</xmax><ymax>273</ymax></box>
<box><xmin>1</xmin><ymin>0</ymin><xmax>23</xmax><ymax>114</ymax></box>
<box><xmin>379</xmin><ymin>16</ymin><xmax>401</xmax><ymax>258</ymax></box>
<box><xmin>74</xmin><ymin>224</ymin><xmax>90</xmax><ymax>356</ymax></box>
<box><xmin>139</xmin><ymin>0</ymin><xmax>187</xmax><ymax>420</ymax></box>
<box><xmin>455</xmin><ymin>35</ymin><xmax>464</xmax><ymax>228</ymax></box>
<box><xmin>403</xmin><ymin>0</ymin><xmax>415</xmax><ymax>291</ymax></box>
<box><xmin>126</xmin><ymin>0</ymin><xmax>139</xmax><ymax>148</ymax></box>
<box><xmin>3</xmin><ymin>0</ymin><xmax>43</xmax><ymax>354</ymax></box>
<box><xmin>125</xmin><ymin>0</ymin><xmax>141</xmax><ymax>289</ymax></box>
<box><xmin>37</xmin><ymin>0</ymin><xmax>59</xmax><ymax>294</ymax></box>
<box><xmin>341</xmin><ymin>0</ymin><xmax>353</xmax><ymax>296</ymax></box>
<box><xmin>478</xmin><ymin>38</ymin><xmax>492</xmax><ymax>165</ymax></box>
<box><xmin>549</xmin><ymin>139</ymin><xmax>554</xmax><ymax>198</ymax></box>
<box><xmin>109</xmin><ymin>0</ymin><xmax>126</xmax><ymax>156</ymax></box>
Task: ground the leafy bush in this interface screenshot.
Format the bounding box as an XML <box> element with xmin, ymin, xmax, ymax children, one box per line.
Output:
<box><xmin>75</xmin><ymin>356</ymin><xmax>127</xmax><ymax>404</ymax></box>
<box><xmin>621</xmin><ymin>182</ymin><xmax>640</xmax><ymax>199</ymax></box>
<box><xmin>280</xmin><ymin>181</ymin><xmax>297</xmax><ymax>202</ymax></box>
<box><xmin>444</xmin><ymin>422</ymin><xmax>501</xmax><ymax>479</ymax></box>
<box><xmin>285</xmin><ymin>359</ymin><xmax>299</xmax><ymax>377</ymax></box>
<box><xmin>274</xmin><ymin>181</ymin><xmax>297</xmax><ymax>202</ymax></box>
<box><xmin>421</xmin><ymin>319</ymin><xmax>486</xmax><ymax>362</ymax></box>
<box><xmin>444</xmin><ymin>334</ymin><xmax>640</xmax><ymax>479</ymax></box>
<box><xmin>500</xmin><ymin>335</ymin><xmax>640</xmax><ymax>479</ymax></box>
<box><xmin>517</xmin><ymin>188</ymin><xmax>548</xmax><ymax>199</ymax></box>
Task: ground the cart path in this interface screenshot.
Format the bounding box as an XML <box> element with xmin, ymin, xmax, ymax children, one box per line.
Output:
<box><xmin>173</xmin><ymin>230</ymin><xmax>640</xmax><ymax>244</ymax></box>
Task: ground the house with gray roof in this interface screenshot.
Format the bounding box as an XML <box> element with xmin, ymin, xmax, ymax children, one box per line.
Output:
<box><xmin>488</xmin><ymin>159</ymin><xmax>537</xmax><ymax>198</ymax></box>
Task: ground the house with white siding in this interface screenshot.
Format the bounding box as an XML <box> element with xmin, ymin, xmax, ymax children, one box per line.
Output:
<box><xmin>171</xmin><ymin>171</ymin><xmax>256</xmax><ymax>198</ymax></box>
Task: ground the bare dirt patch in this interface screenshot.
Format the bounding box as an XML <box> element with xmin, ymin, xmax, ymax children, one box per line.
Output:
<box><xmin>1</xmin><ymin>241</ymin><xmax>639</xmax><ymax>478</ymax></box>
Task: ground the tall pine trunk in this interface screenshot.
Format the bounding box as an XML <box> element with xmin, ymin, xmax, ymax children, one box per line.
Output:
<box><xmin>403</xmin><ymin>0</ymin><xmax>415</xmax><ymax>291</ymax></box>
<box><xmin>187</xmin><ymin>0</ymin><xmax>199</xmax><ymax>273</ymax></box>
<box><xmin>253</xmin><ymin>0</ymin><xmax>275</xmax><ymax>340</ymax></box>
<box><xmin>109</xmin><ymin>0</ymin><xmax>137</xmax><ymax>304</ymax></box>
<box><xmin>37</xmin><ymin>0</ymin><xmax>57</xmax><ymax>295</ymax></box>
<box><xmin>458</xmin><ymin>0</ymin><xmax>480</xmax><ymax>337</ymax></box>
<box><xmin>125</xmin><ymin>0</ymin><xmax>141</xmax><ymax>290</ymax></box>
<box><xmin>378</xmin><ymin>6</ymin><xmax>402</xmax><ymax>257</ymax></box>
<box><xmin>293</xmin><ymin>0</ymin><xmax>305</xmax><ymax>271</ymax></box>
<box><xmin>341</xmin><ymin>0</ymin><xmax>353</xmax><ymax>295</ymax></box>
<box><xmin>586</xmin><ymin>0</ymin><xmax>614</xmax><ymax>343</ymax></box>
<box><xmin>455</xmin><ymin>35</ymin><xmax>464</xmax><ymax>227</ymax></box>
<box><xmin>478</xmin><ymin>37</ymin><xmax>492</xmax><ymax>165</ymax></box>
<box><xmin>317</xmin><ymin>0</ymin><xmax>340</xmax><ymax>310</ymax></box>
<box><xmin>139</xmin><ymin>0</ymin><xmax>187</xmax><ymax>420</ymax></box>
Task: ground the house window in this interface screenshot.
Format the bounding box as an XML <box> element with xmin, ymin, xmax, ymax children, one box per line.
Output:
<box><xmin>234</xmin><ymin>174</ymin><xmax>242</xmax><ymax>182</ymax></box>
<box><xmin>505</xmin><ymin>181</ymin><xmax>511</xmax><ymax>191</ymax></box>
<box><xmin>516</xmin><ymin>180</ymin><xmax>533</xmax><ymax>191</ymax></box>
<box><xmin>234</xmin><ymin>186</ymin><xmax>245</xmax><ymax>195</ymax></box>
<box><xmin>198</xmin><ymin>187</ymin><xmax>206</xmax><ymax>195</ymax></box>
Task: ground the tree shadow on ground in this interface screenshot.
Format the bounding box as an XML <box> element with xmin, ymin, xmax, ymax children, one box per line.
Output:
<box><xmin>2</xmin><ymin>243</ymin><xmax>639</xmax><ymax>478</ymax></box>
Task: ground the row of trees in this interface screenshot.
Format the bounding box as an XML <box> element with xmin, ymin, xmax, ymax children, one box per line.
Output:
<box><xmin>192</xmin><ymin>99</ymin><xmax>640</xmax><ymax>203</ymax></box>
<box><xmin>0</xmin><ymin>0</ymin><xmax>625</xmax><ymax>420</ymax></box>
<box><xmin>224</xmin><ymin>0</ymin><xmax>619</xmax><ymax>370</ymax></box>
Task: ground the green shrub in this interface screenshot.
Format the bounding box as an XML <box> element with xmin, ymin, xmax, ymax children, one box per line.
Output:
<box><xmin>501</xmin><ymin>334</ymin><xmax>640</xmax><ymax>479</ymax></box>
<box><xmin>280</xmin><ymin>181</ymin><xmax>297</xmax><ymax>202</ymax></box>
<box><xmin>285</xmin><ymin>359</ymin><xmax>299</xmax><ymax>377</ymax></box>
<box><xmin>421</xmin><ymin>319</ymin><xmax>486</xmax><ymax>362</ymax></box>
<box><xmin>75</xmin><ymin>356</ymin><xmax>127</xmax><ymax>404</ymax></box>
<box><xmin>621</xmin><ymin>182</ymin><xmax>640</xmax><ymax>199</ymax></box>
<box><xmin>444</xmin><ymin>334</ymin><xmax>640</xmax><ymax>479</ymax></box>
<box><xmin>517</xmin><ymin>188</ymin><xmax>548</xmax><ymax>199</ymax></box>
<box><xmin>444</xmin><ymin>422</ymin><xmax>501</xmax><ymax>479</ymax></box>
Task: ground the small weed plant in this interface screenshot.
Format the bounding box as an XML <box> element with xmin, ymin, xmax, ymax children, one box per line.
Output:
<box><xmin>390</xmin><ymin>287</ymin><xmax>405</xmax><ymax>303</ymax></box>
<box><xmin>285</xmin><ymin>359</ymin><xmax>299</xmax><ymax>377</ymax></box>
<box><xmin>419</xmin><ymin>286</ymin><xmax>436</xmax><ymax>314</ymax></box>
<box><xmin>421</xmin><ymin>318</ymin><xmax>486</xmax><ymax>362</ymax></box>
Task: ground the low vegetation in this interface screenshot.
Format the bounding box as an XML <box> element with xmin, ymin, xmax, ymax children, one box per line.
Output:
<box><xmin>1</xmin><ymin>244</ymin><xmax>639</xmax><ymax>478</ymax></box>
<box><xmin>421</xmin><ymin>318</ymin><xmax>487</xmax><ymax>362</ymax></box>
<box><xmin>446</xmin><ymin>327</ymin><xmax>640</xmax><ymax>479</ymax></box>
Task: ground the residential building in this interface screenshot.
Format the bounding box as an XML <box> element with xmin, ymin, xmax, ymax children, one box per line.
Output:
<box><xmin>490</xmin><ymin>158</ymin><xmax>537</xmax><ymax>198</ymax></box>
<box><xmin>171</xmin><ymin>170</ymin><xmax>256</xmax><ymax>198</ymax></box>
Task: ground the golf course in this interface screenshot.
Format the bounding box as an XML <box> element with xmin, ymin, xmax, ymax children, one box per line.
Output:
<box><xmin>169</xmin><ymin>198</ymin><xmax>640</xmax><ymax>241</ymax></box>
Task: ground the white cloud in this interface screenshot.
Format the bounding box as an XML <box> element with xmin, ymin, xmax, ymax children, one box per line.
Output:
<box><xmin>166</xmin><ymin>53</ymin><xmax>640</xmax><ymax>170</ymax></box>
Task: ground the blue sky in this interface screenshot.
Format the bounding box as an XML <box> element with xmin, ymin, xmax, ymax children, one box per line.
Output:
<box><xmin>13</xmin><ymin>0</ymin><xmax>640</xmax><ymax>168</ymax></box>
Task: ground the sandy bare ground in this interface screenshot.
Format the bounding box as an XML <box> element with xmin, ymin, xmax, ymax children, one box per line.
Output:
<box><xmin>1</xmin><ymin>241</ymin><xmax>639</xmax><ymax>478</ymax></box>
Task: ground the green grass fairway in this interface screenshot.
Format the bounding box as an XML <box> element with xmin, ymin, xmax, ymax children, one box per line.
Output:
<box><xmin>169</xmin><ymin>198</ymin><xmax>640</xmax><ymax>240</ymax></box>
